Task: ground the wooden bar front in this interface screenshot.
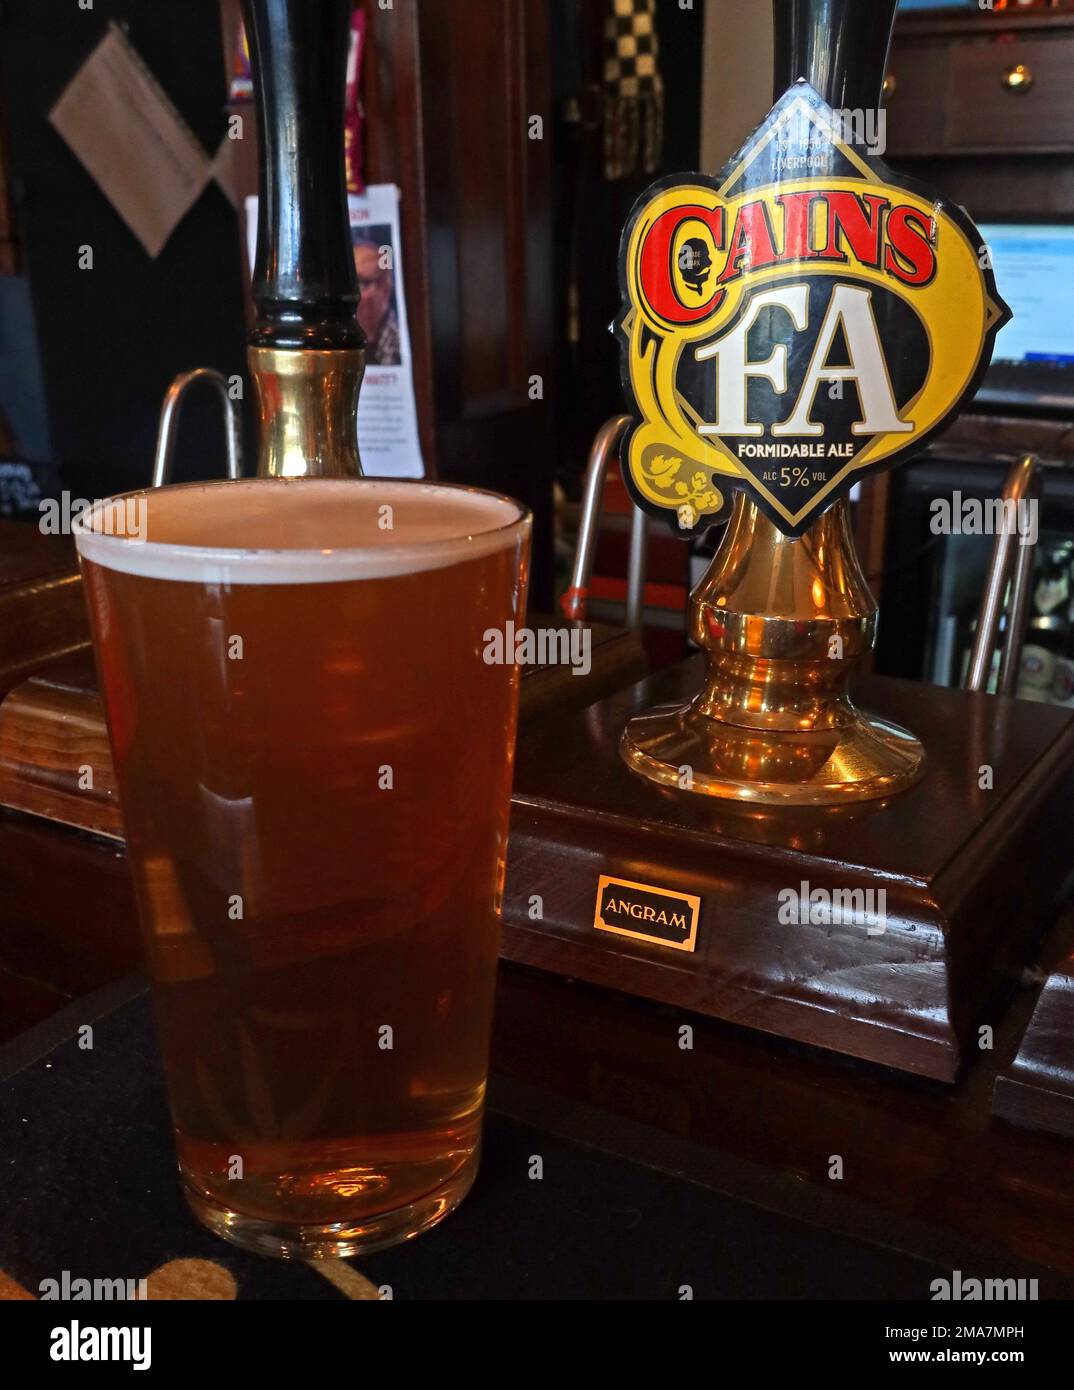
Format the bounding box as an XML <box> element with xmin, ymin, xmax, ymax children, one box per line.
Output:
<box><xmin>502</xmin><ymin>658</ymin><xmax>1074</xmax><ymax>1082</ymax></box>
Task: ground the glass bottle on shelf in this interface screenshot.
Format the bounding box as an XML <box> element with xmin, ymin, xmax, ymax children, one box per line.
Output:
<box><xmin>1018</xmin><ymin>541</ymin><xmax>1073</xmax><ymax>703</ymax></box>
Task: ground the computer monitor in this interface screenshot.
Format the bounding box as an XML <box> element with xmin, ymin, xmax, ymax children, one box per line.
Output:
<box><xmin>980</xmin><ymin>223</ymin><xmax>1074</xmax><ymax>366</ymax></box>
<box><xmin>975</xmin><ymin>223</ymin><xmax>1074</xmax><ymax>413</ymax></box>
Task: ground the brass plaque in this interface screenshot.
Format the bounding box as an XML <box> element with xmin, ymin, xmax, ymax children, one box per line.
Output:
<box><xmin>593</xmin><ymin>875</ymin><xmax>700</xmax><ymax>953</ymax></box>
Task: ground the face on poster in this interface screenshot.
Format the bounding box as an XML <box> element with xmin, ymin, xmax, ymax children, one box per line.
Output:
<box><xmin>352</xmin><ymin>223</ymin><xmax>402</xmax><ymax>367</ymax></box>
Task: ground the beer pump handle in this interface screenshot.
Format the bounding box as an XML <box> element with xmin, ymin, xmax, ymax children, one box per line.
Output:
<box><xmin>243</xmin><ymin>0</ymin><xmax>361</xmax><ymax>350</ymax></box>
<box><xmin>773</xmin><ymin>0</ymin><xmax>898</xmax><ymax>111</ymax></box>
<box><xmin>242</xmin><ymin>0</ymin><xmax>366</xmax><ymax>476</ymax></box>
<box><xmin>619</xmin><ymin>0</ymin><xmax>929</xmax><ymax>803</ymax></box>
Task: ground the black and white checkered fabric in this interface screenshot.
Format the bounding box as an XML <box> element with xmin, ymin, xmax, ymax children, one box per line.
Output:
<box><xmin>604</xmin><ymin>0</ymin><xmax>660</xmax><ymax>101</ymax></box>
<box><xmin>603</xmin><ymin>0</ymin><xmax>664</xmax><ymax>180</ymax></box>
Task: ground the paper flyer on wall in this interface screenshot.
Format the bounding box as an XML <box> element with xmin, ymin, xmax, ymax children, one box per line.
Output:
<box><xmin>245</xmin><ymin>184</ymin><xmax>424</xmax><ymax>477</ymax></box>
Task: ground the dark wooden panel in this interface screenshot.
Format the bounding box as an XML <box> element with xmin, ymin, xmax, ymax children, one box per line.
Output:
<box><xmin>491</xmin><ymin>949</ymin><xmax>1074</xmax><ymax>1280</ymax></box>
<box><xmin>360</xmin><ymin>0</ymin><xmax>439</xmax><ymax>473</ymax></box>
<box><xmin>902</xmin><ymin>153</ymin><xmax>1074</xmax><ymax>222</ymax></box>
<box><xmin>416</xmin><ymin>0</ymin><xmax>555</xmax><ymax>604</ymax></box>
<box><xmin>882</xmin><ymin>43</ymin><xmax>949</xmax><ymax>158</ymax></box>
<box><xmin>947</xmin><ymin>35</ymin><xmax>1074</xmax><ymax>154</ymax></box>
<box><xmin>994</xmin><ymin>949</ymin><xmax>1074</xmax><ymax>1140</ymax></box>
<box><xmin>900</xmin><ymin>10</ymin><xmax>1074</xmax><ymax>42</ymax></box>
<box><xmin>0</xmin><ymin>809</ymin><xmax>141</xmax><ymax>1037</ymax></box>
<box><xmin>939</xmin><ymin>410</ymin><xmax>1074</xmax><ymax>462</ymax></box>
<box><xmin>419</xmin><ymin>0</ymin><xmax>553</xmax><ymax>426</ymax></box>
<box><xmin>0</xmin><ymin>522</ymin><xmax>87</xmax><ymax>696</ymax></box>
<box><xmin>451</xmin><ymin>2</ymin><xmax>528</xmax><ymax>412</ymax></box>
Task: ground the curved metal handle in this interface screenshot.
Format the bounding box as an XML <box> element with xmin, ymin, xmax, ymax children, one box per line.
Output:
<box><xmin>882</xmin><ymin>72</ymin><xmax>896</xmax><ymax>100</ymax></box>
<box><xmin>1001</xmin><ymin>63</ymin><xmax>1033</xmax><ymax>94</ymax></box>
<box><xmin>152</xmin><ymin>369</ymin><xmax>243</xmax><ymax>489</ymax></box>
<box><xmin>561</xmin><ymin>415</ymin><xmax>636</xmax><ymax>625</ymax></box>
<box><xmin>966</xmin><ymin>453</ymin><xmax>1042</xmax><ymax>696</ymax></box>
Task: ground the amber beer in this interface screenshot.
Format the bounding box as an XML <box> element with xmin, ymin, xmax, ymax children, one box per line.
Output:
<box><xmin>76</xmin><ymin>478</ymin><xmax>530</xmax><ymax>1257</ymax></box>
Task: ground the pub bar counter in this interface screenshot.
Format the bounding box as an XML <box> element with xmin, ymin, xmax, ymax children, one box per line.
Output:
<box><xmin>0</xmin><ymin>0</ymin><xmax>1073</xmax><ymax>1310</ymax></box>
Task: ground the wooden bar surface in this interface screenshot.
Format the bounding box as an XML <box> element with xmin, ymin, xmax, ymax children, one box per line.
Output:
<box><xmin>0</xmin><ymin>618</ymin><xmax>645</xmax><ymax>840</ymax></box>
<box><xmin>994</xmin><ymin>949</ymin><xmax>1074</xmax><ymax>1141</ymax></box>
<box><xmin>0</xmin><ymin>521</ymin><xmax>88</xmax><ymax>698</ymax></box>
<box><xmin>502</xmin><ymin>659</ymin><xmax>1074</xmax><ymax>1081</ymax></box>
<box><xmin>0</xmin><ymin>807</ymin><xmax>1071</xmax><ymax>1283</ymax></box>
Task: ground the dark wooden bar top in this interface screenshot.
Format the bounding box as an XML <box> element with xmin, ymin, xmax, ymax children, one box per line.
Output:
<box><xmin>492</xmin><ymin>946</ymin><xmax>1074</xmax><ymax>1288</ymax></box>
<box><xmin>1</xmin><ymin>531</ymin><xmax>1070</xmax><ymax>1292</ymax></box>
<box><xmin>0</xmin><ymin>616</ymin><xmax>646</xmax><ymax>839</ymax></box>
<box><xmin>503</xmin><ymin>660</ymin><xmax>1074</xmax><ymax>1083</ymax></box>
<box><xmin>995</xmin><ymin>949</ymin><xmax>1074</xmax><ymax>1143</ymax></box>
<box><xmin>1</xmin><ymin>802</ymin><xmax>1072</xmax><ymax>1291</ymax></box>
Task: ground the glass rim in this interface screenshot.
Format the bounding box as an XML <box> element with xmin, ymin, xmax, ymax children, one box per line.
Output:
<box><xmin>73</xmin><ymin>477</ymin><xmax>531</xmax><ymax>584</ymax></box>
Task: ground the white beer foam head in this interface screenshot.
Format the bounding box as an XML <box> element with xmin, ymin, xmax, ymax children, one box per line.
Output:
<box><xmin>74</xmin><ymin>478</ymin><xmax>529</xmax><ymax>585</ymax></box>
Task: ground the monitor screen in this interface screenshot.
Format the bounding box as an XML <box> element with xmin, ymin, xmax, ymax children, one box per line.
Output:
<box><xmin>979</xmin><ymin>224</ymin><xmax>1074</xmax><ymax>366</ymax></box>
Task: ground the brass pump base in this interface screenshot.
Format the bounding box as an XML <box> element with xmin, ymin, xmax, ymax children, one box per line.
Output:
<box><xmin>621</xmin><ymin>703</ymin><xmax>924</xmax><ymax>805</ymax></box>
<box><xmin>621</xmin><ymin>495</ymin><xmax>925</xmax><ymax>805</ymax></box>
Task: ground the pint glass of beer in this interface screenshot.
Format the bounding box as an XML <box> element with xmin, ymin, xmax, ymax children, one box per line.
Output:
<box><xmin>75</xmin><ymin>478</ymin><xmax>530</xmax><ymax>1258</ymax></box>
